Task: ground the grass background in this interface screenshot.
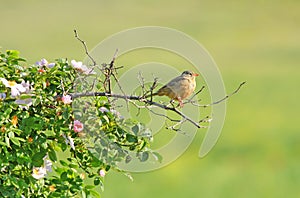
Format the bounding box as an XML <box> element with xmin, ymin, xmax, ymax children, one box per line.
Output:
<box><xmin>1</xmin><ymin>0</ymin><xmax>299</xmax><ymax>197</ymax></box>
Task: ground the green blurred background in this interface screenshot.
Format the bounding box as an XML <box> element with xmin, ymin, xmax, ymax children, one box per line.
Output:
<box><xmin>1</xmin><ymin>0</ymin><xmax>299</xmax><ymax>197</ymax></box>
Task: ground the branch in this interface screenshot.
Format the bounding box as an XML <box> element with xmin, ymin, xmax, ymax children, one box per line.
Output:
<box><xmin>70</xmin><ymin>81</ymin><xmax>246</xmax><ymax>129</ymax></box>
<box><xmin>194</xmin><ymin>81</ymin><xmax>246</xmax><ymax>108</ymax></box>
<box><xmin>74</xmin><ymin>29</ymin><xmax>97</xmax><ymax>66</ymax></box>
<box><xmin>71</xmin><ymin>92</ymin><xmax>204</xmax><ymax>128</ymax></box>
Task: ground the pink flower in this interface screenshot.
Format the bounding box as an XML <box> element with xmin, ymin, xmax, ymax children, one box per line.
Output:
<box><xmin>62</xmin><ymin>95</ymin><xmax>72</xmax><ymax>104</ymax></box>
<box><xmin>74</xmin><ymin>120</ymin><xmax>84</xmax><ymax>133</ymax></box>
<box><xmin>99</xmin><ymin>169</ymin><xmax>106</xmax><ymax>177</ymax></box>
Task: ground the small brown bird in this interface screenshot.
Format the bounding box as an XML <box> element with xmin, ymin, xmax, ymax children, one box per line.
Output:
<box><xmin>148</xmin><ymin>71</ymin><xmax>199</xmax><ymax>107</ymax></box>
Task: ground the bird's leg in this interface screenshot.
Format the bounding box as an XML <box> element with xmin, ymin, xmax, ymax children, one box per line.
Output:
<box><xmin>177</xmin><ymin>97</ymin><xmax>184</xmax><ymax>108</ymax></box>
<box><xmin>170</xmin><ymin>97</ymin><xmax>184</xmax><ymax>108</ymax></box>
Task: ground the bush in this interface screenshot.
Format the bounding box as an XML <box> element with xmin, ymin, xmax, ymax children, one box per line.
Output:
<box><xmin>0</xmin><ymin>50</ymin><xmax>153</xmax><ymax>197</ymax></box>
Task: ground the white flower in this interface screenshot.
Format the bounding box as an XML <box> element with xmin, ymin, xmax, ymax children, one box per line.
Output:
<box><xmin>32</xmin><ymin>155</ymin><xmax>53</xmax><ymax>179</ymax></box>
<box><xmin>32</xmin><ymin>167</ymin><xmax>47</xmax><ymax>180</ymax></box>
<box><xmin>0</xmin><ymin>78</ymin><xmax>26</xmax><ymax>97</ymax></box>
<box><xmin>71</xmin><ymin>60</ymin><xmax>95</xmax><ymax>75</ymax></box>
<box><xmin>21</xmin><ymin>80</ymin><xmax>32</xmax><ymax>93</ymax></box>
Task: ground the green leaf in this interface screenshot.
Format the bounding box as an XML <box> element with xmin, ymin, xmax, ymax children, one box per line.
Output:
<box><xmin>132</xmin><ymin>124</ymin><xmax>139</xmax><ymax>135</ymax></box>
<box><xmin>3</xmin><ymin>108</ymin><xmax>12</xmax><ymax>119</ymax></box>
<box><xmin>48</xmin><ymin>148</ymin><xmax>57</xmax><ymax>162</ymax></box>
<box><xmin>60</xmin><ymin>172</ymin><xmax>68</xmax><ymax>181</ymax></box>
<box><xmin>44</xmin><ymin>130</ymin><xmax>56</xmax><ymax>137</ymax></box>
<box><xmin>90</xmin><ymin>157</ymin><xmax>102</xmax><ymax>167</ymax></box>
<box><xmin>81</xmin><ymin>190</ymin><xmax>87</xmax><ymax>198</ymax></box>
<box><xmin>94</xmin><ymin>177</ymin><xmax>101</xmax><ymax>186</ymax></box>
<box><xmin>6</xmin><ymin>50</ymin><xmax>20</xmax><ymax>57</ymax></box>
<box><xmin>126</xmin><ymin>134</ymin><xmax>138</xmax><ymax>143</ymax></box>
<box><xmin>89</xmin><ymin>190</ymin><xmax>101</xmax><ymax>198</ymax></box>
<box><xmin>32</xmin><ymin>97</ymin><xmax>41</xmax><ymax>106</ymax></box>
<box><xmin>85</xmin><ymin>185</ymin><xmax>95</xmax><ymax>190</ymax></box>
<box><xmin>105</xmin><ymin>165</ymin><xmax>110</xmax><ymax>171</ymax></box>
<box><xmin>60</xmin><ymin>160</ymin><xmax>68</xmax><ymax>167</ymax></box>
<box><xmin>10</xmin><ymin>128</ymin><xmax>22</xmax><ymax>136</ymax></box>
<box><xmin>32</xmin><ymin>151</ymin><xmax>46</xmax><ymax>167</ymax></box>
<box><xmin>0</xmin><ymin>141</ymin><xmax>8</xmax><ymax>147</ymax></box>
<box><xmin>69</xmin><ymin>163</ymin><xmax>78</xmax><ymax>169</ymax></box>
<box><xmin>10</xmin><ymin>137</ymin><xmax>20</xmax><ymax>146</ymax></box>
<box><xmin>19</xmin><ymin>94</ymin><xmax>32</xmax><ymax>99</ymax></box>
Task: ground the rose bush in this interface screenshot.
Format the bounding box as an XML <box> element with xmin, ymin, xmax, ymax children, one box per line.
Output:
<box><xmin>0</xmin><ymin>50</ymin><xmax>156</xmax><ymax>197</ymax></box>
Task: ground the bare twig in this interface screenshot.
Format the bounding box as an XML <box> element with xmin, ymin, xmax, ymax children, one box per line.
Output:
<box><xmin>166</xmin><ymin>120</ymin><xmax>185</xmax><ymax>131</ymax></box>
<box><xmin>74</xmin><ymin>29</ymin><xmax>97</xmax><ymax>66</ymax></box>
<box><xmin>142</xmin><ymin>76</ymin><xmax>159</xmax><ymax>102</ymax></box>
<box><xmin>73</xmin><ymin>30</ymin><xmax>101</xmax><ymax>93</ymax></box>
<box><xmin>197</xmin><ymin>81</ymin><xmax>246</xmax><ymax>108</ymax></box>
<box><xmin>137</xmin><ymin>71</ymin><xmax>146</xmax><ymax>94</ymax></box>
<box><xmin>145</xmin><ymin>106</ymin><xmax>182</xmax><ymax>123</ymax></box>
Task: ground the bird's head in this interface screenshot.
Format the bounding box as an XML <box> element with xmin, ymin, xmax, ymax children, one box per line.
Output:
<box><xmin>181</xmin><ymin>70</ymin><xmax>199</xmax><ymax>78</ymax></box>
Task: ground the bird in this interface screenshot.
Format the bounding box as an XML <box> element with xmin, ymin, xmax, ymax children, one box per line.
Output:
<box><xmin>147</xmin><ymin>70</ymin><xmax>199</xmax><ymax>107</ymax></box>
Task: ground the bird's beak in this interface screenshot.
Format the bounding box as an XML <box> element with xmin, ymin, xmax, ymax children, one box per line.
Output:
<box><xmin>193</xmin><ymin>73</ymin><xmax>199</xmax><ymax>77</ymax></box>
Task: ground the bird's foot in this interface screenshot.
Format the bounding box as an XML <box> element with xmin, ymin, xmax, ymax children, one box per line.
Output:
<box><xmin>179</xmin><ymin>100</ymin><xmax>184</xmax><ymax>108</ymax></box>
<box><xmin>169</xmin><ymin>98</ymin><xmax>184</xmax><ymax>108</ymax></box>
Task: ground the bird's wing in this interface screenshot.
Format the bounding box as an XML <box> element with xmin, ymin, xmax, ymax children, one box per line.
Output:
<box><xmin>156</xmin><ymin>76</ymin><xmax>188</xmax><ymax>98</ymax></box>
<box><xmin>167</xmin><ymin>76</ymin><xmax>190</xmax><ymax>92</ymax></box>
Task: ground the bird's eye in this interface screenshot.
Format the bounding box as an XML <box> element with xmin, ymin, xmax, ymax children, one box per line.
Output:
<box><xmin>186</xmin><ymin>71</ymin><xmax>192</xmax><ymax>76</ymax></box>
<box><xmin>182</xmin><ymin>71</ymin><xmax>193</xmax><ymax>76</ymax></box>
